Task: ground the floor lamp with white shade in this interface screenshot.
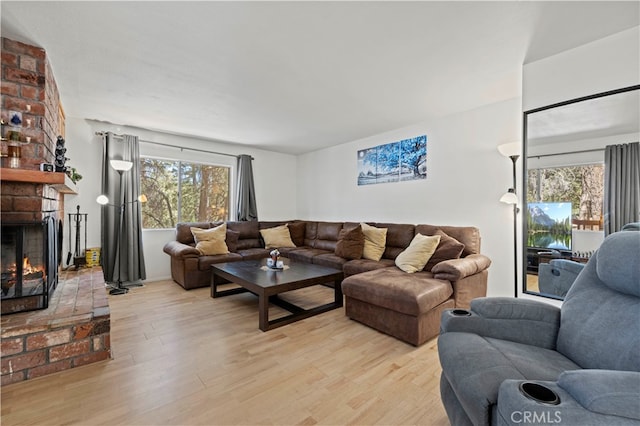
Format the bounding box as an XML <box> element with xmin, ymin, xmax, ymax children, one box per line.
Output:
<box><xmin>498</xmin><ymin>142</ymin><xmax>520</xmax><ymax>298</ymax></box>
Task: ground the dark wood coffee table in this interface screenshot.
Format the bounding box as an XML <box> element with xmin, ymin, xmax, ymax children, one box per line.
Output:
<box><xmin>210</xmin><ymin>260</ymin><xmax>344</xmax><ymax>331</ymax></box>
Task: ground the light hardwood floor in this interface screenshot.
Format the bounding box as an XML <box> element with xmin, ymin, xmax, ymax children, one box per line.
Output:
<box><xmin>1</xmin><ymin>279</ymin><xmax>449</xmax><ymax>426</ymax></box>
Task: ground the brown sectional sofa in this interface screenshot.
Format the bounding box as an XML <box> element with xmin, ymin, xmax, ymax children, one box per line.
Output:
<box><xmin>162</xmin><ymin>220</ymin><xmax>491</xmax><ymax>345</ymax></box>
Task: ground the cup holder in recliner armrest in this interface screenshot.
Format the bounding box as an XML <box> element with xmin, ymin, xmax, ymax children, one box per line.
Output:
<box><xmin>519</xmin><ymin>382</ymin><xmax>560</xmax><ymax>405</ymax></box>
<box><xmin>451</xmin><ymin>309</ymin><xmax>471</xmax><ymax>316</ymax></box>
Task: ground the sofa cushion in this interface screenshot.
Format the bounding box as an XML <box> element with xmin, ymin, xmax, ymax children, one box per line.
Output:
<box><xmin>342</xmin><ymin>267</ymin><xmax>453</xmax><ymax>316</ymax></box>
<box><xmin>226</xmin><ymin>229</ymin><xmax>240</xmax><ymax>253</ymax></box>
<box><xmin>374</xmin><ymin>222</ymin><xmax>416</xmax><ymax>260</ymax></box>
<box><xmin>313</xmin><ymin>222</ymin><xmax>343</xmax><ymax>251</ymax></box>
<box><xmin>288</xmin><ymin>248</ymin><xmax>332</xmax><ymax>263</ymax></box>
<box><xmin>313</xmin><ymin>253</ymin><xmax>348</xmax><ymax>270</ymax></box>
<box><xmin>191</xmin><ymin>223</ymin><xmax>229</xmax><ymax>255</ymax></box>
<box><xmin>303</xmin><ymin>222</ymin><xmax>318</xmax><ymax>246</ymax></box>
<box><xmin>287</xmin><ymin>221</ymin><xmax>306</xmax><ymax>247</ymax></box>
<box><xmin>343</xmin><ymin>258</ymin><xmax>395</xmax><ymax>276</ymax></box>
<box><xmin>277</xmin><ymin>246</ymin><xmax>305</xmax><ymax>256</ymax></box>
<box><xmin>335</xmin><ymin>225</ymin><xmax>365</xmax><ymax>260</ymax></box>
<box><xmin>415</xmin><ymin>224</ymin><xmax>480</xmax><ymax>256</ymax></box>
<box><xmin>438</xmin><ymin>332</ymin><xmax>580</xmax><ymax>426</ymax></box>
<box><xmin>395</xmin><ymin>233</ymin><xmax>441</xmax><ymax>273</ymax></box>
<box><xmin>197</xmin><ymin>253</ymin><xmax>243</xmax><ymax>270</ymax></box>
<box><xmin>424</xmin><ymin>229</ymin><xmax>465</xmax><ymax>271</ymax></box>
<box><xmin>237</xmin><ymin>247</ymin><xmax>270</xmax><ymax>261</ymax></box>
<box><xmin>176</xmin><ymin>221</ymin><xmax>212</xmax><ymax>244</ymax></box>
<box><xmin>260</xmin><ymin>224</ymin><xmax>296</xmax><ymax>249</ymax></box>
<box><xmin>361</xmin><ymin>222</ymin><xmax>387</xmax><ymax>261</ymax></box>
<box><xmin>227</xmin><ymin>221</ymin><xmax>262</xmax><ymax>250</ymax></box>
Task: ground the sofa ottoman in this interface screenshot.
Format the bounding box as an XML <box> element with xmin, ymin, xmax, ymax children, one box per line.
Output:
<box><xmin>342</xmin><ymin>267</ymin><xmax>455</xmax><ymax>346</ymax></box>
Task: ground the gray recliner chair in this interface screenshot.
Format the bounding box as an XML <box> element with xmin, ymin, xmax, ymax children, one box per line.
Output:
<box><xmin>538</xmin><ymin>259</ymin><xmax>585</xmax><ymax>298</ymax></box>
<box><xmin>438</xmin><ymin>230</ymin><xmax>640</xmax><ymax>426</ymax></box>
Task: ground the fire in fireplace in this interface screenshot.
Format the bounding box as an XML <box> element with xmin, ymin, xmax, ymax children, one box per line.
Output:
<box><xmin>1</xmin><ymin>217</ymin><xmax>58</xmax><ymax>314</ymax></box>
<box><xmin>2</xmin><ymin>256</ymin><xmax>45</xmax><ymax>295</ymax></box>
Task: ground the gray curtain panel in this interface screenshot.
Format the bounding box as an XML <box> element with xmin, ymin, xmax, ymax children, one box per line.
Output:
<box><xmin>604</xmin><ymin>142</ymin><xmax>640</xmax><ymax>235</ymax></box>
<box><xmin>236</xmin><ymin>154</ymin><xmax>258</xmax><ymax>221</ymax></box>
<box><xmin>100</xmin><ymin>132</ymin><xmax>147</xmax><ymax>285</ymax></box>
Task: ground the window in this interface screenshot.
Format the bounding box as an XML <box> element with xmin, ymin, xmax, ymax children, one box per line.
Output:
<box><xmin>527</xmin><ymin>163</ymin><xmax>604</xmax><ymax>225</ymax></box>
<box><xmin>140</xmin><ymin>158</ymin><xmax>230</xmax><ymax>229</ymax></box>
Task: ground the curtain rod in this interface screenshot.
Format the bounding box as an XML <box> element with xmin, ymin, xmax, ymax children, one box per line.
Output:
<box><xmin>95</xmin><ymin>131</ymin><xmax>251</xmax><ymax>159</ymax></box>
<box><xmin>527</xmin><ymin>147</ymin><xmax>604</xmax><ymax>159</ymax></box>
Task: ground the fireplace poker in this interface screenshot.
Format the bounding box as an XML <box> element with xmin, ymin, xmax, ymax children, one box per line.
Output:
<box><xmin>74</xmin><ymin>205</ymin><xmax>81</xmax><ymax>258</ymax></box>
<box><xmin>84</xmin><ymin>213</ymin><xmax>88</xmax><ymax>261</ymax></box>
<box><xmin>66</xmin><ymin>214</ymin><xmax>72</xmax><ymax>265</ymax></box>
<box><xmin>69</xmin><ymin>205</ymin><xmax>88</xmax><ymax>269</ymax></box>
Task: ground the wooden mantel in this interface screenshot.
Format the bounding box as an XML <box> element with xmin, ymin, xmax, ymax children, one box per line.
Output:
<box><xmin>0</xmin><ymin>168</ymin><xmax>78</xmax><ymax>194</ymax></box>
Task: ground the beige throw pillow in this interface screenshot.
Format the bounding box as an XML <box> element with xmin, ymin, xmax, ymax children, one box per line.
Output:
<box><xmin>395</xmin><ymin>233</ymin><xmax>441</xmax><ymax>273</ymax></box>
<box><xmin>360</xmin><ymin>222</ymin><xmax>387</xmax><ymax>261</ymax></box>
<box><xmin>191</xmin><ymin>223</ymin><xmax>229</xmax><ymax>255</ymax></box>
<box><xmin>260</xmin><ymin>224</ymin><xmax>296</xmax><ymax>249</ymax></box>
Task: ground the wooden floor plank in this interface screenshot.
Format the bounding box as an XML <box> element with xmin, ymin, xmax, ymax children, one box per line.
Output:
<box><xmin>1</xmin><ymin>279</ymin><xmax>449</xmax><ymax>425</ymax></box>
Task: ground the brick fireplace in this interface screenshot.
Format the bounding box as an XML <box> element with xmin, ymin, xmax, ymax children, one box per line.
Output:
<box><xmin>1</xmin><ymin>36</ymin><xmax>69</xmax><ymax>311</ymax></box>
<box><xmin>1</xmin><ymin>37</ymin><xmax>112</xmax><ymax>384</ymax></box>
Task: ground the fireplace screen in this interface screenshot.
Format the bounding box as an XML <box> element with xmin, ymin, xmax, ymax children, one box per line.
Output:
<box><xmin>1</xmin><ymin>217</ymin><xmax>58</xmax><ymax>314</ymax></box>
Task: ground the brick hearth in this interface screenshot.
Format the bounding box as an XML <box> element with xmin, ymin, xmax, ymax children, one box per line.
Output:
<box><xmin>1</xmin><ymin>267</ymin><xmax>111</xmax><ymax>385</ymax></box>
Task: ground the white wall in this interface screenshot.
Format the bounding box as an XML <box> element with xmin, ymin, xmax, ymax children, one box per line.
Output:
<box><xmin>521</xmin><ymin>26</ymin><xmax>640</xmax><ymax>305</ymax></box>
<box><xmin>63</xmin><ymin>117</ymin><xmax>297</xmax><ymax>282</ymax></box>
<box><xmin>297</xmin><ymin>97</ymin><xmax>523</xmax><ymax>297</ymax></box>
<box><xmin>523</xmin><ymin>26</ymin><xmax>639</xmax><ymax>112</ymax></box>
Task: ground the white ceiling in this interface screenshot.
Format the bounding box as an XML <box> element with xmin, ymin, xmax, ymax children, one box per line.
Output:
<box><xmin>1</xmin><ymin>1</ymin><xmax>638</xmax><ymax>155</ymax></box>
<box><xmin>528</xmin><ymin>89</ymin><xmax>640</xmax><ymax>146</ymax></box>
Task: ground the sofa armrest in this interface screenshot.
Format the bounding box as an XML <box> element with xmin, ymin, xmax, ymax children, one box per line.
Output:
<box><xmin>440</xmin><ymin>297</ymin><xmax>561</xmax><ymax>349</ymax></box>
<box><xmin>469</xmin><ymin>297</ymin><xmax>561</xmax><ymax>321</ymax></box>
<box><xmin>558</xmin><ymin>370</ymin><xmax>640</xmax><ymax>420</ymax></box>
<box><xmin>432</xmin><ymin>254</ymin><xmax>491</xmax><ymax>281</ymax></box>
<box><xmin>495</xmin><ymin>372</ymin><xmax>640</xmax><ymax>425</ymax></box>
<box><xmin>163</xmin><ymin>240</ymin><xmax>200</xmax><ymax>259</ymax></box>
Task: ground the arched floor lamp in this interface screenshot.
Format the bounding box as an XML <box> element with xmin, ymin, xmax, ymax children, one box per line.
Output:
<box><xmin>498</xmin><ymin>142</ymin><xmax>520</xmax><ymax>298</ymax></box>
<box><xmin>97</xmin><ymin>160</ymin><xmax>145</xmax><ymax>295</ymax></box>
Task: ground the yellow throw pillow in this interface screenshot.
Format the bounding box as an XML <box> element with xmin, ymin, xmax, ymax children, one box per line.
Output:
<box><xmin>360</xmin><ymin>222</ymin><xmax>387</xmax><ymax>261</ymax></box>
<box><xmin>395</xmin><ymin>233</ymin><xmax>441</xmax><ymax>273</ymax></box>
<box><xmin>260</xmin><ymin>224</ymin><xmax>296</xmax><ymax>249</ymax></box>
<box><xmin>190</xmin><ymin>223</ymin><xmax>229</xmax><ymax>255</ymax></box>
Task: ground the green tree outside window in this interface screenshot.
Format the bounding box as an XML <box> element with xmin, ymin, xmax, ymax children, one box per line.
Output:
<box><xmin>140</xmin><ymin>158</ymin><xmax>230</xmax><ymax>229</ymax></box>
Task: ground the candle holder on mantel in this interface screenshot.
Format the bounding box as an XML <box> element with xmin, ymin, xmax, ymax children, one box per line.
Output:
<box><xmin>7</xmin><ymin>143</ymin><xmax>21</xmax><ymax>168</ymax></box>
